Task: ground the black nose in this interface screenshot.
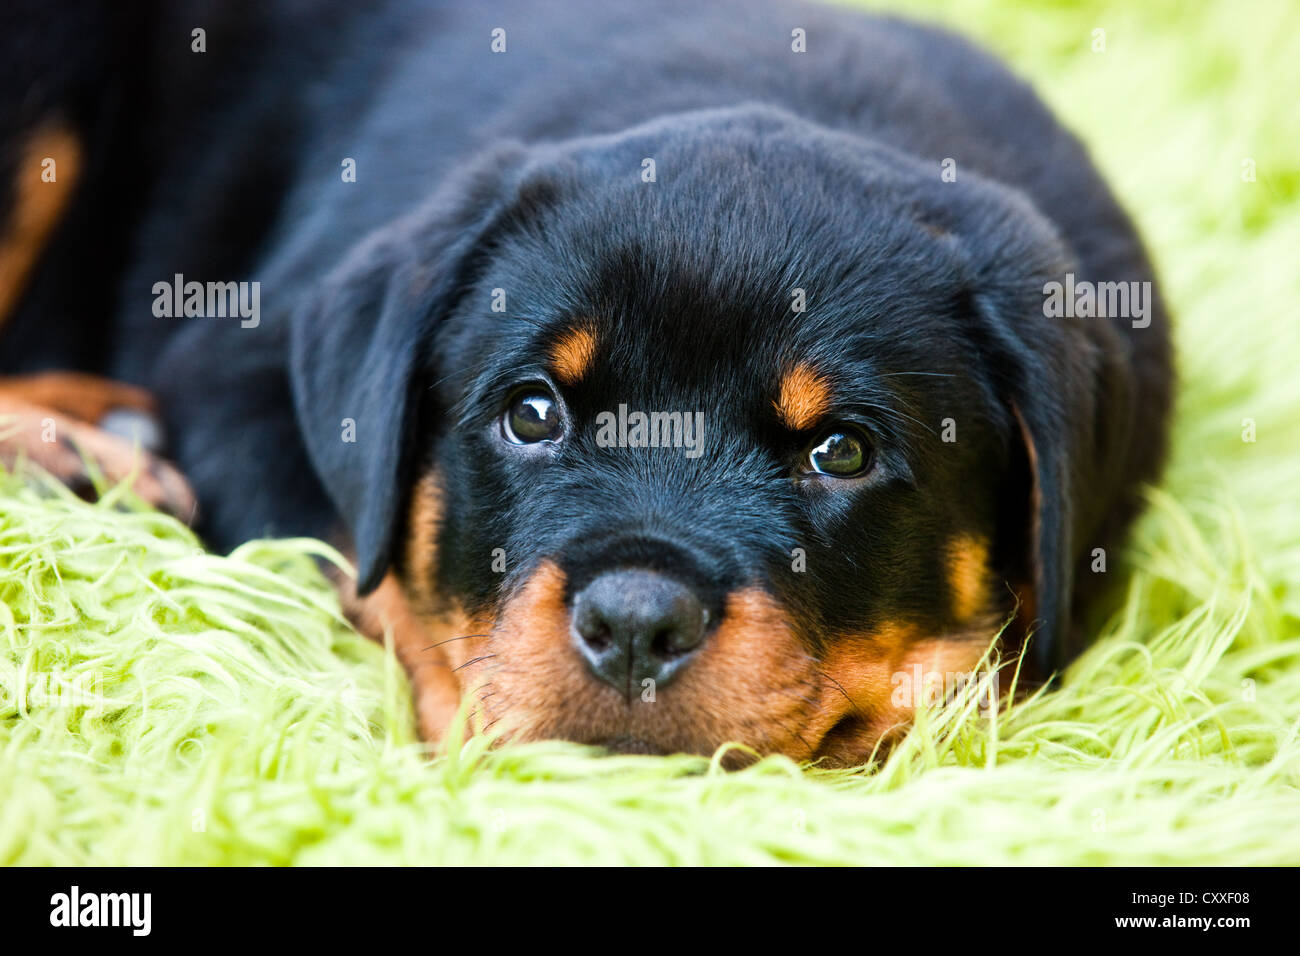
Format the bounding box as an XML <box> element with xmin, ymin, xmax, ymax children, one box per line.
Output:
<box><xmin>571</xmin><ymin>570</ymin><xmax>709</xmax><ymax>693</ymax></box>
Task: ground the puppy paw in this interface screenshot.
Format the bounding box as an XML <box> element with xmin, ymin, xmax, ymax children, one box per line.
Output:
<box><xmin>0</xmin><ymin>371</ymin><xmax>156</xmax><ymax>424</ymax></box>
<box><xmin>0</xmin><ymin>395</ymin><xmax>197</xmax><ymax>522</ymax></box>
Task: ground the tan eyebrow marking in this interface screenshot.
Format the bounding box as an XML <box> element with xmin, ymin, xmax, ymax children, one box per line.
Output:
<box><xmin>946</xmin><ymin>534</ymin><xmax>990</xmax><ymax>623</ymax></box>
<box><xmin>774</xmin><ymin>362</ymin><xmax>832</xmax><ymax>430</ymax></box>
<box><xmin>549</xmin><ymin>323</ymin><xmax>598</xmax><ymax>384</ymax></box>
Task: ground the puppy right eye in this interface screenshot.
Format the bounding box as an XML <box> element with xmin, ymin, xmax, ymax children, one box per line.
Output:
<box><xmin>804</xmin><ymin>426</ymin><xmax>872</xmax><ymax>478</ymax></box>
<box><xmin>502</xmin><ymin>387</ymin><xmax>564</xmax><ymax>444</ymax></box>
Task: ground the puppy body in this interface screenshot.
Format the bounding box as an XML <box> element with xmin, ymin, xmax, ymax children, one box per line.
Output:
<box><xmin>2</xmin><ymin>0</ymin><xmax>1171</xmax><ymax>762</ymax></box>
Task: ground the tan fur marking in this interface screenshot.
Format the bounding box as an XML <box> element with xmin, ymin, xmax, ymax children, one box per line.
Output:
<box><xmin>394</xmin><ymin>560</ymin><xmax>999</xmax><ymax>766</ymax></box>
<box><xmin>479</xmin><ymin>572</ymin><xmax>822</xmax><ymax>763</ymax></box>
<box><xmin>774</xmin><ymin>362</ymin><xmax>832</xmax><ymax>430</ymax></box>
<box><xmin>0</xmin><ymin>123</ymin><xmax>84</xmax><ymax>326</ymax></box>
<box><xmin>814</xmin><ymin>622</ymin><xmax>994</xmax><ymax>765</ymax></box>
<box><xmin>338</xmin><ymin>571</ymin><xmax>469</xmax><ymax>744</ymax></box>
<box><xmin>402</xmin><ymin>470</ymin><xmax>445</xmax><ymax>612</ymax></box>
<box><xmin>341</xmin><ymin>471</ymin><xmax>501</xmax><ymax>745</ymax></box>
<box><xmin>947</xmin><ymin>534</ymin><xmax>990</xmax><ymax>623</ymax></box>
<box><xmin>0</xmin><ymin>372</ymin><xmax>155</xmax><ymax>423</ymax></box>
<box><xmin>549</xmin><ymin>324</ymin><xmax>598</xmax><ymax>384</ymax></box>
<box><xmin>342</xmin><ymin>537</ymin><xmax>1001</xmax><ymax>767</ymax></box>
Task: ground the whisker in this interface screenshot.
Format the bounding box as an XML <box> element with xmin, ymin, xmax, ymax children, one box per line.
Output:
<box><xmin>857</xmin><ymin>400</ymin><xmax>936</xmax><ymax>437</ymax></box>
<box><xmin>876</xmin><ymin>370</ymin><xmax>957</xmax><ymax>380</ymax></box>
<box><xmin>422</xmin><ymin>633</ymin><xmax>490</xmax><ymax>652</ymax></box>
<box><xmin>453</xmin><ymin>654</ymin><xmax>497</xmax><ymax>673</ymax></box>
<box><xmin>424</xmin><ymin>360</ymin><xmax>483</xmax><ymax>393</ymax></box>
<box><xmin>818</xmin><ymin>670</ymin><xmax>867</xmax><ymax>723</ymax></box>
<box><xmin>769</xmin><ymin>713</ymin><xmax>815</xmax><ymax>757</ymax></box>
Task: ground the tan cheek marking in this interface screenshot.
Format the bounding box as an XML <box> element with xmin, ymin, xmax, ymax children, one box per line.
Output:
<box><xmin>335</xmin><ymin>571</ymin><xmax>470</xmax><ymax>744</ymax></box>
<box><xmin>550</xmin><ymin>324</ymin><xmax>598</xmax><ymax>384</ymax></box>
<box><xmin>818</xmin><ymin>622</ymin><xmax>918</xmax><ymax>715</ymax></box>
<box><xmin>947</xmin><ymin>534</ymin><xmax>990</xmax><ymax>623</ymax></box>
<box><xmin>336</xmin><ymin>474</ymin><xmax>485</xmax><ymax>747</ymax></box>
<box><xmin>0</xmin><ymin>122</ymin><xmax>84</xmax><ymax>326</ymax></box>
<box><xmin>396</xmin><ymin>471</ymin><xmax>498</xmax><ymax>741</ymax></box>
<box><xmin>814</xmin><ymin>623</ymin><xmax>994</xmax><ymax>765</ymax></box>
<box><xmin>702</xmin><ymin>588</ymin><xmax>806</xmax><ymax>678</ymax></box>
<box><xmin>402</xmin><ymin>469</ymin><xmax>445</xmax><ymax>613</ymax></box>
<box><xmin>774</xmin><ymin>362</ymin><xmax>832</xmax><ymax>431</ymax></box>
<box><xmin>481</xmin><ymin>560</ymin><xmax>575</xmax><ymax>739</ymax></box>
<box><xmin>670</xmin><ymin>588</ymin><xmax>823</xmax><ymax>759</ymax></box>
<box><xmin>498</xmin><ymin>560</ymin><xmax>570</xmax><ymax>637</ymax></box>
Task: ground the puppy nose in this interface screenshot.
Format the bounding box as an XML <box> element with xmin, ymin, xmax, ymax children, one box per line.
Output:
<box><xmin>571</xmin><ymin>570</ymin><xmax>708</xmax><ymax>692</ymax></box>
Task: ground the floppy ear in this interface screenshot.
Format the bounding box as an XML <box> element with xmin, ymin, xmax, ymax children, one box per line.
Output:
<box><xmin>289</xmin><ymin>144</ymin><xmax>531</xmax><ymax>593</ymax></box>
<box><xmin>1004</xmin><ymin>332</ymin><xmax>1133</xmax><ymax>676</ymax></box>
<box><xmin>948</xmin><ymin>184</ymin><xmax>1132</xmax><ymax>676</ymax></box>
<box><xmin>1007</xmin><ymin>396</ymin><xmax>1076</xmax><ymax>675</ymax></box>
<box><xmin>967</xmin><ymin>281</ymin><xmax>1081</xmax><ymax>675</ymax></box>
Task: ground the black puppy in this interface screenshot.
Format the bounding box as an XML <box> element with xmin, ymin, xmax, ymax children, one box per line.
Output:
<box><xmin>0</xmin><ymin>0</ymin><xmax>1170</xmax><ymax>763</ymax></box>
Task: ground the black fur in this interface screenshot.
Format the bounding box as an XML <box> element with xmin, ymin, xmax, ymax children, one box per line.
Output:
<box><xmin>3</xmin><ymin>0</ymin><xmax>1171</xmax><ymax>679</ymax></box>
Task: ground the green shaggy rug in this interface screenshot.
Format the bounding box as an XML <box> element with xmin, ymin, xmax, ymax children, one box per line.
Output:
<box><xmin>2</xmin><ymin>0</ymin><xmax>1298</xmax><ymax>864</ymax></box>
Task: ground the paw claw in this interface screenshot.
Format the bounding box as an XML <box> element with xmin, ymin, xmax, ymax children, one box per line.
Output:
<box><xmin>99</xmin><ymin>407</ymin><xmax>165</xmax><ymax>454</ymax></box>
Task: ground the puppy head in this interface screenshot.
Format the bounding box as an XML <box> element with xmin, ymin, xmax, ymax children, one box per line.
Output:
<box><xmin>290</xmin><ymin>107</ymin><xmax>1132</xmax><ymax>764</ymax></box>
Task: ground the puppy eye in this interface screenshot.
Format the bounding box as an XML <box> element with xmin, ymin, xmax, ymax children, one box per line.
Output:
<box><xmin>502</xmin><ymin>387</ymin><xmax>564</xmax><ymax>444</ymax></box>
<box><xmin>805</xmin><ymin>427</ymin><xmax>872</xmax><ymax>477</ymax></box>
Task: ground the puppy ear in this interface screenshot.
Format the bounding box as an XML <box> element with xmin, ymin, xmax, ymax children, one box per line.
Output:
<box><xmin>970</xmin><ymin>279</ymin><xmax>1082</xmax><ymax>674</ymax></box>
<box><xmin>949</xmin><ymin>184</ymin><xmax>1133</xmax><ymax>676</ymax></box>
<box><xmin>289</xmin><ymin>144</ymin><xmax>531</xmax><ymax>593</ymax></box>
<box><xmin>1005</xmin><ymin>340</ymin><xmax>1134</xmax><ymax>676</ymax></box>
<box><xmin>1007</xmin><ymin>399</ymin><xmax>1075</xmax><ymax>674</ymax></box>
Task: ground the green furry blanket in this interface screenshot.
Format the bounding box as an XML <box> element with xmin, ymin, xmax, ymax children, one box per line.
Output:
<box><xmin>3</xmin><ymin>0</ymin><xmax>1298</xmax><ymax>865</ymax></box>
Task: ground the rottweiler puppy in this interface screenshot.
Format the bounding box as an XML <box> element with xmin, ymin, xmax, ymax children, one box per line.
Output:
<box><xmin>0</xmin><ymin>0</ymin><xmax>1171</xmax><ymax>764</ymax></box>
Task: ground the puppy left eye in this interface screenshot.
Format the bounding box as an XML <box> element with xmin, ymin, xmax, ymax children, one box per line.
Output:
<box><xmin>805</xmin><ymin>427</ymin><xmax>872</xmax><ymax>477</ymax></box>
<box><xmin>502</xmin><ymin>388</ymin><xmax>564</xmax><ymax>444</ymax></box>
